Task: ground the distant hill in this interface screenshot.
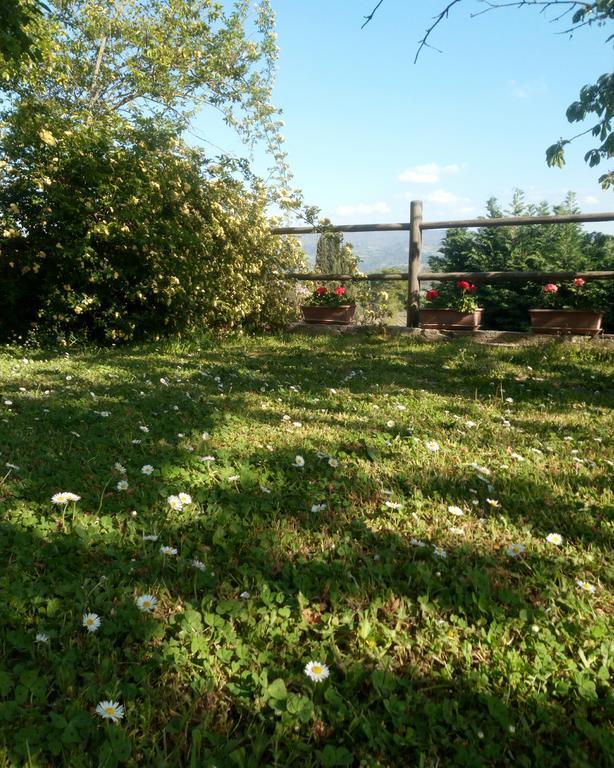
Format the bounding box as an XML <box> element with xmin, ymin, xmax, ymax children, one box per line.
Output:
<box><xmin>299</xmin><ymin>229</ymin><xmax>444</xmax><ymax>272</ymax></box>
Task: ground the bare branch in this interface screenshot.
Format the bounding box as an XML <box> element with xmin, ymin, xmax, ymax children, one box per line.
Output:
<box><xmin>361</xmin><ymin>0</ymin><xmax>385</xmax><ymax>29</ymax></box>
<box><xmin>415</xmin><ymin>0</ymin><xmax>464</xmax><ymax>63</ymax></box>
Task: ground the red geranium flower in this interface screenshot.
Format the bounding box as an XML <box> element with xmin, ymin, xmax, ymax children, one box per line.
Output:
<box><xmin>425</xmin><ymin>289</ymin><xmax>439</xmax><ymax>300</ymax></box>
<box><xmin>468</xmin><ymin>284</ymin><xmax>477</xmax><ymax>293</ymax></box>
<box><xmin>457</xmin><ymin>280</ymin><xmax>471</xmax><ymax>291</ymax></box>
<box><xmin>573</xmin><ymin>277</ymin><xmax>585</xmax><ymax>287</ymax></box>
<box><xmin>543</xmin><ymin>283</ymin><xmax>559</xmax><ymax>294</ymax></box>
<box><xmin>335</xmin><ymin>286</ymin><xmax>346</xmax><ymax>295</ymax></box>
<box><xmin>315</xmin><ymin>286</ymin><xmax>327</xmax><ymax>296</ymax></box>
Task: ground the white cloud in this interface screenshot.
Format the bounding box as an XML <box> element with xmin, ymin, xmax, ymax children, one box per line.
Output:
<box><xmin>398</xmin><ymin>163</ymin><xmax>462</xmax><ymax>184</ymax></box>
<box><xmin>583</xmin><ymin>195</ymin><xmax>599</xmax><ymax>206</ymax></box>
<box><xmin>336</xmin><ymin>201</ymin><xmax>391</xmax><ymax>217</ymax></box>
<box><xmin>424</xmin><ymin>189</ymin><xmax>476</xmax><ymax>218</ymax></box>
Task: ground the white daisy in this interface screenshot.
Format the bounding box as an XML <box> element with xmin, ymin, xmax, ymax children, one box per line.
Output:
<box><xmin>433</xmin><ymin>546</ymin><xmax>447</xmax><ymax>559</ymax></box>
<box><xmin>82</xmin><ymin>613</ymin><xmax>101</xmax><ymax>633</ymax></box>
<box><xmin>425</xmin><ymin>440</ymin><xmax>440</xmax><ymax>453</ymax></box>
<box><xmin>160</xmin><ymin>545</ymin><xmax>178</xmax><ymax>556</ymax></box>
<box><xmin>328</xmin><ymin>458</ymin><xmax>339</xmax><ymax>468</ymax></box>
<box><xmin>139</xmin><ymin>426</ymin><xmax>149</xmax><ymax>433</ymax></box>
<box><xmin>304</xmin><ymin>661</ymin><xmax>330</xmax><ymax>683</ymax></box>
<box><xmin>114</xmin><ymin>462</ymin><xmax>127</xmax><ymax>474</ymax></box>
<box><xmin>167</xmin><ymin>495</ymin><xmax>183</xmax><ymax>511</ymax></box>
<box><xmin>386</xmin><ymin>420</ymin><xmax>396</xmax><ymax>428</ymax></box>
<box><xmin>191</xmin><ymin>559</ymin><xmax>207</xmax><ymax>572</ymax></box>
<box><xmin>116</xmin><ymin>480</ymin><xmax>129</xmax><ymax>491</ymax></box>
<box><xmin>200</xmin><ymin>455</ymin><xmax>215</xmax><ymax>462</ymax></box>
<box><xmin>486</xmin><ymin>498</ymin><xmax>500</xmax><ymax>508</ymax></box>
<box><xmin>384</xmin><ymin>501</ymin><xmax>402</xmax><ymax>510</ymax></box>
<box><xmin>135</xmin><ymin>594</ymin><xmax>158</xmax><ymax>612</ymax></box>
<box><xmin>546</xmin><ymin>533</ymin><xmax>563</xmax><ymax>546</ymax></box>
<box><xmin>449</xmin><ymin>527</ymin><xmax>465</xmax><ymax>536</ymax></box>
<box><xmin>447</xmin><ymin>505</ymin><xmax>464</xmax><ymax>517</ymax></box>
<box><xmin>35</xmin><ymin>633</ymin><xmax>49</xmax><ymax>643</ymax></box>
<box><xmin>240</xmin><ymin>591</ymin><xmax>251</xmax><ymax>599</ymax></box>
<box><xmin>311</xmin><ymin>503</ymin><xmax>326</xmax><ymax>513</ymax></box>
<box><xmin>227</xmin><ymin>475</ymin><xmax>240</xmax><ymax>482</ymax></box>
<box><xmin>260</xmin><ymin>484</ymin><xmax>271</xmax><ymax>494</ymax></box>
<box><xmin>506</xmin><ymin>543</ymin><xmax>526</xmax><ymax>558</ymax></box>
<box><xmin>51</xmin><ymin>491</ymin><xmax>81</xmax><ymax>505</ymax></box>
<box><xmin>410</xmin><ymin>538</ymin><xmax>427</xmax><ymax>547</ymax></box>
<box><xmin>177</xmin><ymin>492</ymin><xmax>192</xmax><ymax>505</ymax></box>
<box><xmin>575</xmin><ymin>579</ymin><xmax>596</xmax><ymax>594</ymax></box>
<box><xmin>142</xmin><ymin>534</ymin><xmax>159</xmax><ymax>542</ymax></box>
<box><xmin>201</xmin><ymin>431</ymin><xmax>210</xmax><ymax>440</ymax></box>
<box><xmin>96</xmin><ymin>701</ymin><xmax>125</xmax><ymax>723</ymax></box>
<box><xmin>141</xmin><ymin>465</ymin><xmax>154</xmax><ymax>475</ymax></box>
<box><xmin>293</xmin><ymin>455</ymin><xmax>305</xmax><ymax>467</ymax></box>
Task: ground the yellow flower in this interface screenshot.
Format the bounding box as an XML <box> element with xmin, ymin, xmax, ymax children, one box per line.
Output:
<box><xmin>39</xmin><ymin>129</ymin><xmax>57</xmax><ymax>146</ymax></box>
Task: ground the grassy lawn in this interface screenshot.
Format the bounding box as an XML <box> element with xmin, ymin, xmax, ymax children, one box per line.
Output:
<box><xmin>0</xmin><ymin>333</ymin><xmax>612</xmax><ymax>767</ymax></box>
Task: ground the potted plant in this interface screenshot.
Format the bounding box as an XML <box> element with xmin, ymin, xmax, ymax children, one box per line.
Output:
<box><xmin>419</xmin><ymin>281</ymin><xmax>483</xmax><ymax>331</ymax></box>
<box><xmin>529</xmin><ymin>279</ymin><xmax>604</xmax><ymax>335</ymax></box>
<box><xmin>300</xmin><ymin>285</ymin><xmax>356</xmax><ymax>324</ymax></box>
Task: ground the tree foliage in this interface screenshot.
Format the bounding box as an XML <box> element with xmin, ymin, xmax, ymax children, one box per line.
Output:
<box><xmin>429</xmin><ymin>190</ymin><xmax>614</xmax><ymax>330</ymax></box>
<box><xmin>315</xmin><ymin>220</ymin><xmax>359</xmax><ymax>275</ymax></box>
<box><xmin>0</xmin><ymin>0</ymin><xmax>45</xmax><ymax>74</ymax></box>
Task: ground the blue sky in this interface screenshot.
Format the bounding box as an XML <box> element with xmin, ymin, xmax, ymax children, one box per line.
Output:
<box><xmin>193</xmin><ymin>1</ymin><xmax>613</xmax><ymax>231</ymax></box>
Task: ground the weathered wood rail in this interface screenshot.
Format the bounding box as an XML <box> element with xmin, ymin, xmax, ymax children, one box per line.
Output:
<box><xmin>272</xmin><ymin>201</ymin><xmax>614</xmax><ymax>327</ymax></box>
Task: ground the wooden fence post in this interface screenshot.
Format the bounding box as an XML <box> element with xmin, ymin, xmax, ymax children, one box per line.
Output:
<box><xmin>407</xmin><ymin>199</ymin><xmax>422</xmax><ymax>327</ymax></box>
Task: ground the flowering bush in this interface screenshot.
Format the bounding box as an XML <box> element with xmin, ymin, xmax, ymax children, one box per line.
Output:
<box><xmin>422</xmin><ymin>281</ymin><xmax>480</xmax><ymax>312</ymax></box>
<box><xmin>537</xmin><ymin>278</ymin><xmax>605</xmax><ymax>311</ymax></box>
<box><xmin>304</xmin><ymin>285</ymin><xmax>355</xmax><ymax>306</ymax></box>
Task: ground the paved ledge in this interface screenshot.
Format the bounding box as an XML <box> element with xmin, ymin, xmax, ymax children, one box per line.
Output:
<box><xmin>288</xmin><ymin>323</ymin><xmax>614</xmax><ymax>345</ymax></box>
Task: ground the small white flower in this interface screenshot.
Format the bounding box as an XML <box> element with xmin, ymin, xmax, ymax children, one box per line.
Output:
<box><xmin>191</xmin><ymin>559</ymin><xmax>207</xmax><ymax>572</ymax></box>
<box><xmin>96</xmin><ymin>701</ymin><xmax>125</xmax><ymax>723</ymax></box>
<box><xmin>98</xmin><ymin>410</ymin><xmax>111</xmax><ymax>418</ymax></box>
<box><xmin>141</xmin><ymin>464</ymin><xmax>154</xmax><ymax>475</ymax></box>
<box><xmin>477</xmin><ymin>730</ymin><xmax>484</xmax><ymax>739</ymax></box>
<box><xmin>465</xmin><ymin>420</ymin><xmax>476</xmax><ymax>428</ymax></box>
<box><xmin>201</xmin><ymin>431</ymin><xmax>210</xmax><ymax>440</ymax></box>
<box><xmin>449</xmin><ymin>527</ymin><xmax>465</xmax><ymax>536</ymax></box>
<box><xmin>282</xmin><ymin>415</ymin><xmax>291</xmax><ymax>422</ymax></box>
<box><xmin>384</xmin><ymin>501</ymin><xmax>402</xmax><ymax>510</ymax></box>
<box><xmin>510</xmin><ymin>452</ymin><xmax>525</xmax><ymax>462</ymax></box>
<box><xmin>5</xmin><ymin>462</ymin><xmax>19</xmax><ymax>470</ymax></box>
<box><xmin>136</xmin><ymin>594</ymin><xmax>158</xmax><ymax>612</ymax></box>
<box><xmin>167</xmin><ymin>495</ymin><xmax>183</xmax><ymax>511</ymax></box>
<box><xmin>240</xmin><ymin>591</ymin><xmax>251</xmax><ymax>599</ymax></box>
<box><xmin>486</xmin><ymin>498</ymin><xmax>500</xmax><ymax>508</ymax></box>
<box><xmin>304</xmin><ymin>660</ymin><xmax>330</xmax><ymax>683</ymax></box>
<box><xmin>328</xmin><ymin>458</ymin><xmax>339</xmax><ymax>468</ymax></box>
<box><xmin>293</xmin><ymin>421</ymin><xmax>302</xmax><ymax>428</ymax></box>
<box><xmin>386</xmin><ymin>420</ymin><xmax>396</xmax><ymax>428</ymax></box>
<box><xmin>425</xmin><ymin>440</ymin><xmax>440</xmax><ymax>453</ymax></box>
<box><xmin>131</xmin><ymin>439</ymin><xmax>142</xmax><ymax>445</ymax></box>
<box><xmin>178</xmin><ymin>492</ymin><xmax>192</xmax><ymax>505</ymax></box>
<box><xmin>260</xmin><ymin>484</ymin><xmax>271</xmax><ymax>494</ymax></box>
<box><xmin>200</xmin><ymin>455</ymin><xmax>215</xmax><ymax>462</ymax></box>
<box><xmin>51</xmin><ymin>491</ymin><xmax>81</xmax><ymax>505</ymax></box>
<box><xmin>505</xmin><ymin>397</ymin><xmax>514</xmax><ymax>404</ymax></box>
<box><xmin>546</xmin><ymin>533</ymin><xmax>563</xmax><ymax>546</ymax></box>
<box><xmin>433</xmin><ymin>546</ymin><xmax>447</xmax><ymax>559</ymax></box>
<box><xmin>329</xmin><ymin>388</ymin><xmax>337</xmax><ymax>394</ymax></box>
<box><xmin>139</xmin><ymin>425</ymin><xmax>149</xmax><ymax>433</ymax></box>
<box><xmin>35</xmin><ymin>633</ymin><xmax>49</xmax><ymax>643</ymax></box>
<box><xmin>82</xmin><ymin>613</ymin><xmax>101</xmax><ymax>633</ymax></box>
<box><xmin>116</xmin><ymin>480</ymin><xmax>129</xmax><ymax>491</ymax></box>
<box><xmin>160</xmin><ymin>545</ymin><xmax>178</xmax><ymax>556</ymax></box>
<box><xmin>293</xmin><ymin>455</ymin><xmax>305</xmax><ymax>467</ymax></box>
<box><xmin>395</xmin><ymin>404</ymin><xmax>407</xmax><ymax>411</ymax></box>
<box><xmin>447</xmin><ymin>505</ymin><xmax>464</xmax><ymax>517</ymax></box>
<box><xmin>142</xmin><ymin>534</ymin><xmax>159</xmax><ymax>542</ymax></box>
<box><xmin>506</xmin><ymin>543</ymin><xmax>526</xmax><ymax>558</ymax></box>
<box><xmin>410</xmin><ymin>538</ymin><xmax>427</xmax><ymax>547</ymax></box>
<box><xmin>4</xmin><ymin>399</ymin><xmax>13</xmax><ymax>406</ymax></box>
<box><xmin>227</xmin><ymin>475</ymin><xmax>240</xmax><ymax>482</ymax></box>
<box><xmin>311</xmin><ymin>503</ymin><xmax>326</xmax><ymax>513</ymax></box>
<box><xmin>114</xmin><ymin>462</ymin><xmax>127</xmax><ymax>474</ymax></box>
<box><xmin>575</xmin><ymin>579</ymin><xmax>596</xmax><ymax>594</ymax></box>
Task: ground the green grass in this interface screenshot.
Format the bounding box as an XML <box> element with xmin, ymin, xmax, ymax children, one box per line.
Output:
<box><xmin>0</xmin><ymin>333</ymin><xmax>612</xmax><ymax>767</ymax></box>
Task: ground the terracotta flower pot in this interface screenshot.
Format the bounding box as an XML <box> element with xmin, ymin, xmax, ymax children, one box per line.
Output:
<box><xmin>300</xmin><ymin>304</ymin><xmax>356</xmax><ymax>325</ymax></box>
<box><xmin>419</xmin><ymin>308</ymin><xmax>483</xmax><ymax>331</ymax></box>
<box><xmin>529</xmin><ymin>309</ymin><xmax>603</xmax><ymax>335</ymax></box>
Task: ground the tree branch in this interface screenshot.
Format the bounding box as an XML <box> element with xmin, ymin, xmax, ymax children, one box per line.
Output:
<box><xmin>415</xmin><ymin>1</ymin><xmax>464</xmax><ymax>62</ymax></box>
<box><xmin>361</xmin><ymin>0</ymin><xmax>385</xmax><ymax>29</ymax></box>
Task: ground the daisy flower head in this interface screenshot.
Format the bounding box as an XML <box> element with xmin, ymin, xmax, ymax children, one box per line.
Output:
<box><xmin>311</xmin><ymin>503</ymin><xmax>326</xmax><ymax>513</ymax></box>
<box><xmin>486</xmin><ymin>498</ymin><xmax>500</xmax><ymax>508</ymax></box>
<box><xmin>114</xmin><ymin>462</ymin><xmax>127</xmax><ymax>474</ymax></box>
<box><xmin>178</xmin><ymin>492</ymin><xmax>192</xmax><ymax>505</ymax></box>
<box><xmin>160</xmin><ymin>545</ymin><xmax>178</xmax><ymax>556</ymax></box>
<box><xmin>328</xmin><ymin>458</ymin><xmax>339</xmax><ymax>468</ymax></box>
<box><xmin>386</xmin><ymin>420</ymin><xmax>396</xmax><ymax>428</ymax></box>
<box><xmin>51</xmin><ymin>491</ymin><xmax>81</xmax><ymax>505</ymax></box>
<box><xmin>191</xmin><ymin>559</ymin><xmax>207</xmax><ymax>572</ymax></box>
<box><xmin>304</xmin><ymin>660</ymin><xmax>330</xmax><ymax>683</ymax></box>
<box><xmin>433</xmin><ymin>546</ymin><xmax>447</xmax><ymax>559</ymax></box>
<box><xmin>293</xmin><ymin>455</ymin><xmax>305</xmax><ymax>468</ymax></box>
<box><xmin>35</xmin><ymin>632</ymin><xmax>49</xmax><ymax>643</ymax></box>
<box><xmin>136</xmin><ymin>594</ymin><xmax>158</xmax><ymax>612</ymax></box>
<box><xmin>384</xmin><ymin>501</ymin><xmax>402</xmax><ymax>510</ymax></box>
<box><xmin>116</xmin><ymin>480</ymin><xmax>129</xmax><ymax>491</ymax></box>
<box><xmin>141</xmin><ymin>464</ymin><xmax>154</xmax><ymax>475</ymax></box>
<box><xmin>546</xmin><ymin>533</ymin><xmax>563</xmax><ymax>546</ymax></box>
<box><xmin>575</xmin><ymin>579</ymin><xmax>596</xmax><ymax>594</ymax></box>
<box><xmin>82</xmin><ymin>613</ymin><xmax>101</xmax><ymax>633</ymax></box>
<box><xmin>506</xmin><ymin>543</ymin><xmax>526</xmax><ymax>558</ymax></box>
<box><xmin>425</xmin><ymin>440</ymin><xmax>440</xmax><ymax>453</ymax></box>
<box><xmin>142</xmin><ymin>534</ymin><xmax>159</xmax><ymax>542</ymax></box>
<box><xmin>167</xmin><ymin>495</ymin><xmax>183</xmax><ymax>511</ymax></box>
<box><xmin>447</xmin><ymin>505</ymin><xmax>464</xmax><ymax>517</ymax></box>
<box><xmin>96</xmin><ymin>700</ymin><xmax>125</xmax><ymax>723</ymax></box>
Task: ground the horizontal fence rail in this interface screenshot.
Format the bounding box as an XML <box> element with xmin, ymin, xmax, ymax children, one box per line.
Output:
<box><xmin>273</xmin><ymin>201</ymin><xmax>614</xmax><ymax>328</ymax></box>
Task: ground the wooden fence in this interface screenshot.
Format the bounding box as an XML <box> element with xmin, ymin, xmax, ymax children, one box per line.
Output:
<box><xmin>272</xmin><ymin>201</ymin><xmax>614</xmax><ymax>327</ymax></box>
